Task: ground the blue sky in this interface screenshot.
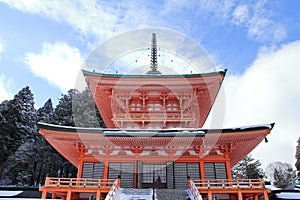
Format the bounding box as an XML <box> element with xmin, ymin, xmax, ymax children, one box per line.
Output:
<box><xmin>0</xmin><ymin>0</ymin><xmax>300</xmax><ymax>168</ymax></box>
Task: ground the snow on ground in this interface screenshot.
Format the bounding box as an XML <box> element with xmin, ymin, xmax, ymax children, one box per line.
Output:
<box><xmin>0</xmin><ymin>199</ymin><xmax>41</xmax><ymax>200</ymax></box>
<box><xmin>276</xmin><ymin>192</ymin><xmax>300</xmax><ymax>199</ymax></box>
<box><xmin>0</xmin><ymin>191</ymin><xmax>23</xmax><ymax>196</ymax></box>
<box><xmin>265</xmin><ymin>184</ymin><xmax>281</xmax><ymax>190</ymax></box>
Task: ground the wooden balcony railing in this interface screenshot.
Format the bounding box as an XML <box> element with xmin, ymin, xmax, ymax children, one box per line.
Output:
<box><xmin>192</xmin><ymin>179</ymin><xmax>265</xmax><ymax>189</ymax></box>
<box><xmin>43</xmin><ymin>177</ymin><xmax>116</xmax><ymax>188</ymax></box>
<box><xmin>113</xmin><ymin>116</ymin><xmax>195</xmax><ymax>122</ymax></box>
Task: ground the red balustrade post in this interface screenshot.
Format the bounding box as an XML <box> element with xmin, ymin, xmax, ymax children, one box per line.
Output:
<box><xmin>57</xmin><ymin>178</ymin><xmax>61</xmax><ymax>187</ymax></box>
<box><xmin>45</xmin><ymin>177</ymin><xmax>50</xmax><ymax>186</ymax></box>
<box><xmin>41</xmin><ymin>190</ymin><xmax>47</xmax><ymax>199</ymax></box>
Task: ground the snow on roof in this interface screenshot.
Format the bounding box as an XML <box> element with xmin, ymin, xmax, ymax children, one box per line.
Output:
<box><xmin>82</xmin><ymin>69</ymin><xmax>227</xmax><ymax>78</ymax></box>
<box><xmin>103</xmin><ymin>130</ymin><xmax>205</xmax><ymax>137</ymax></box>
<box><xmin>37</xmin><ymin>122</ymin><xmax>274</xmax><ymax>134</ymax></box>
<box><xmin>239</xmin><ymin>124</ymin><xmax>274</xmax><ymax>130</ymax></box>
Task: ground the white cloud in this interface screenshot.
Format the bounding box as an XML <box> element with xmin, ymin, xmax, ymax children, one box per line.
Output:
<box><xmin>1</xmin><ymin>0</ymin><xmax>120</xmax><ymax>41</ymax></box>
<box><xmin>1</xmin><ymin>0</ymin><xmax>287</xmax><ymax>44</ymax></box>
<box><xmin>199</xmin><ymin>0</ymin><xmax>235</xmax><ymax>21</ymax></box>
<box><xmin>162</xmin><ymin>0</ymin><xmax>287</xmax><ymax>43</ymax></box>
<box><xmin>25</xmin><ymin>42</ymin><xmax>83</xmax><ymax>92</ymax></box>
<box><xmin>161</xmin><ymin>0</ymin><xmax>236</xmax><ymax>26</ymax></box>
<box><xmin>0</xmin><ymin>75</ymin><xmax>12</xmax><ymax>102</ymax></box>
<box><xmin>0</xmin><ymin>0</ymin><xmax>165</xmax><ymax>43</ymax></box>
<box><xmin>232</xmin><ymin>4</ymin><xmax>249</xmax><ymax>25</ymax></box>
<box><xmin>218</xmin><ymin>40</ymin><xmax>300</xmax><ymax>167</ymax></box>
<box><xmin>233</xmin><ymin>1</ymin><xmax>287</xmax><ymax>43</ymax></box>
<box><xmin>248</xmin><ymin>18</ymin><xmax>286</xmax><ymax>44</ymax></box>
<box><xmin>0</xmin><ymin>41</ymin><xmax>3</xmax><ymax>58</ymax></box>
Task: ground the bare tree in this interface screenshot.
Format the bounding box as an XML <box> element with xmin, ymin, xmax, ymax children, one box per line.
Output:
<box><xmin>265</xmin><ymin>161</ymin><xmax>297</xmax><ymax>188</ymax></box>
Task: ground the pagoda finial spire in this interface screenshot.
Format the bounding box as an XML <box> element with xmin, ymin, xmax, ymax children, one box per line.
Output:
<box><xmin>147</xmin><ymin>33</ymin><xmax>161</xmax><ymax>74</ymax></box>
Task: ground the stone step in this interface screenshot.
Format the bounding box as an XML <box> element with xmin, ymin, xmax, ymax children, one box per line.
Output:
<box><xmin>116</xmin><ymin>188</ymin><xmax>153</xmax><ymax>200</ymax></box>
<box><xmin>114</xmin><ymin>188</ymin><xmax>190</xmax><ymax>200</ymax></box>
<box><xmin>155</xmin><ymin>189</ymin><xmax>189</xmax><ymax>200</ymax></box>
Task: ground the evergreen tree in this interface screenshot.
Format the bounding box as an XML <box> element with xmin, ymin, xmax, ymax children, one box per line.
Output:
<box><xmin>232</xmin><ymin>155</ymin><xmax>264</xmax><ymax>179</ymax></box>
<box><xmin>52</xmin><ymin>90</ymin><xmax>79</xmax><ymax>177</ymax></box>
<box><xmin>33</xmin><ymin>98</ymin><xmax>57</xmax><ymax>186</ymax></box>
<box><xmin>53</xmin><ymin>89</ymin><xmax>78</xmax><ymax>126</ymax></box>
<box><xmin>0</xmin><ymin>100</ymin><xmax>11</xmax><ymax>178</ymax></box>
<box><xmin>0</xmin><ymin>101</ymin><xmax>8</xmax><ymax>124</ymax></box>
<box><xmin>73</xmin><ymin>88</ymin><xmax>104</xmax><ymax>127</ymax></box>
<box><xmin>53</xmin><ymin>88</ymin><xmax>104</xmax><ymax>127</ymax></box>
<box><xmin>0</xmin><ymin>87</ymin><xmax>106</xmax><ymax>185</ymax></box>
<box><xmin>11</xmin><ymin>86</ymin><xmax>37</xmax><ymax>140</ymax></box>
<box><xmin>37</xmin><ymin>98</ymin><xmax>54</xmax><ymax>124</ymax></box>
<box><xmin>7</xmin><ymin>142</ymin><xmax>36</xmax><ymax>185</ymax></box>
<box><xmin>36</xmin><ymin>98</ymin><xmax>77</xmax><ymax>185</ymax></box>
<box><xmin>265</xmin><ymin>161</ymin><xmax>297</xmax><ymax>188</ymax></box>
<box><xmin>0</xmin><ymin>87</ymin><xmax>38</xmax><ymax>184</ymax></box>
<box><xmin>295</xmin><ymin>137</ymin><xmax>300</xmax><ymax>177</ymax></box>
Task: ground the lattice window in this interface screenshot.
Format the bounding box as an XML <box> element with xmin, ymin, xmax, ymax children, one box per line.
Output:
<box><xmin>204</xmin><ymin>162</ymin><xmax>227</xmax><ymax>180</ymax></box>
<box><xmin>81</xmin><ymin>162</ymin><xmax>104</xmax><ymax>179</ymax></box>
<box><xmin>174</xmin><ymin>162</ymin><xmax>200</xmax><ymax>189</ymax></box>
<box><xmin>108</xmin><ymin>162</ymin><xmax>134</xmax><ymax>188</ymax></box>
<box><xmin>142</xmin><ymin>164</ymin><xmax>166</xmax><ymax>183</ymax></box>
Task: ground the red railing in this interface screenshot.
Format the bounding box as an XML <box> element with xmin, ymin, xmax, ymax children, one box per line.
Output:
<box><xmin>104</xmin><ymin>178</ymin><xmax>121</xmax><ymax>200</ymax></box>
<box><xmin>188</xmin><ymin>178</ymin><xmax>203</xmax><ymax>200</ymax></box>
<box><xmin>192</xmin><ymin>179</ymin><xmax>265</xmax><ymax>189</ymax></box>
<box><xmin>43</xmin><ymin>177</ymin><xmax>115</xmax><ymax>188</ymax></box>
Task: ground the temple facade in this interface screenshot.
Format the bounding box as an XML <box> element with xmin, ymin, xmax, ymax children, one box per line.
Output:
<box><xmin>38</xmin><ymin>34</ymin><xmax>273</xmax><ymax>200</ymax></box>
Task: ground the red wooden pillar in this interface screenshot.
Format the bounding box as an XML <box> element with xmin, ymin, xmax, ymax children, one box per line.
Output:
<box><xmin>224</xmin><ymin>151</ymin><xmax>232</xmax><ymax>186</ymax></box>
<box><xmin>77</xmin><ymin>158</ymin><xmax>84</xmax><ymax>178</ymax></box>
<box><xmin>96</xmin><ymin>190</ymin><xmax>101</xmax><ymax>200</ymax></box>
<box><xmin>103</xmin><ymin>161</ymin><xmax>109</xmax><ymax>179</ymax></box>
<box><xmin>133</xmin><ymin>160</ymin><xmax>137</xmax><ymax>188</ymax></box>
<box><xmin>226</xmin><ymin>160</ymin><xmax>232</xmax><ymax>182</ymax></box>
<box><xmin>238</xmin><ymin>190</ymin><xmax>243</xmax><ymax>200</ymax></box>
<box><xmin>200</xmin><ymin>161</ymin><xmax>205</xmax><ymax>183</ymax></box>
<box><xmin>52</xmin><ymin>193</ymin><xmax>57</xmax><ymax>199</ymax></box>
<box><xmin>41</xmin><ymin>191</ymin><xmax>47</xmax><ymax>199</ymax></box>
<box><xmin>66</xmin><ymin>189</ymin><xmax>72</xmax><ymax>200</ymax></box>
<box><xmin>263</xmin><ymin>190</ymin><xmax>269</xmax><ymax>200</ymax></box>
<box><xmin>207</xmin><ymin>191</ymin><xmax>213</xmax><ymax>200</ymax></box>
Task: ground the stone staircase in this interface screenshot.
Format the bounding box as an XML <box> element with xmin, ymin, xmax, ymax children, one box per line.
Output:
<box><xmin>155</xmin><ymin>189</ymin><xmax>189</xmax><ymax>200</ymax></box>
<box><xmin>116</xmin><ymin>188</ymin><xmax>153</xmax><ymax>200</ymax></box>
<box><xmin>113</xmin><ymin>188</ymin><xmax>190</xmax><ymax>200</ymax></box>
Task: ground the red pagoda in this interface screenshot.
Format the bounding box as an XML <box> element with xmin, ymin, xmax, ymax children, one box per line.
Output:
<box><xmin>38</xmin><ymin>33</ymin><xmax>273</xmax><ymax>200</ymax></box>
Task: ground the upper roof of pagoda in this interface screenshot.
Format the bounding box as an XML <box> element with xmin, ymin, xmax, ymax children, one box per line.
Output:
<box><xmin>83</xmin><ymin>69</ymin><xmax>226</xmax><ymax>79</ymax></box>
<box><xmin>38</xmin><ymin>122</ymin><xmax>274</xmax><ymax>167</ymax></box>
<box><xmin>82</xmin><ymin>69</ymin><xmax>226</xmax><ymax>129</ymax></box>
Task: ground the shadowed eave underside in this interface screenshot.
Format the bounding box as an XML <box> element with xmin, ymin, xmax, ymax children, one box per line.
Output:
<box><xmin>37</xmin><ymin>122</ymin><xmax>274</xmax><ymax>167</ymax></box>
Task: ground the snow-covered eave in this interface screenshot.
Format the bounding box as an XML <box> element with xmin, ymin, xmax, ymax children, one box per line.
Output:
<box><xmin>37</xmin><ymin>122</ymin><xmax>274</xmax><ymax>135</ymax></box>
<box><xmin>226</xmin><ymin>123</ymin><xmax>275</xmax><ymax>132</ymax></box>
<box><xmin>82</xmin><ymin>69</ymin><xmax>227</xmax><ymax>79</ymax></box>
